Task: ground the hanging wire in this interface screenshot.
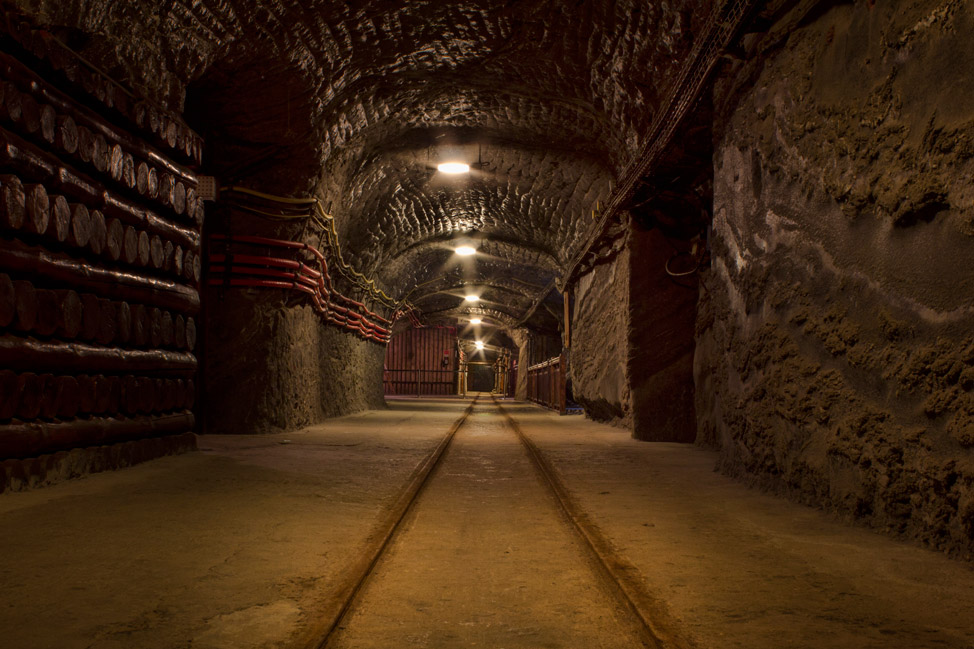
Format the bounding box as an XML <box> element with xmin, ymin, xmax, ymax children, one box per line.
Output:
<box><xmin>219</xmin><ymin>185</ymin><xmax>408</xmax><ymax>311</ymax></box>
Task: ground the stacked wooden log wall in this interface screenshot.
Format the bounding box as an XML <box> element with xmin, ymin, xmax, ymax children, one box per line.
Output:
<box><xmin>0</xmin><ymin>10</ymin><xmax>203</xmax><ymax>490</ymax></box>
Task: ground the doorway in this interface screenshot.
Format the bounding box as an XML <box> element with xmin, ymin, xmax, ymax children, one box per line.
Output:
<box><xmin>469</xmin><ymin>364</ymin><xmax>494</xmax><ymax>392</ymax></box>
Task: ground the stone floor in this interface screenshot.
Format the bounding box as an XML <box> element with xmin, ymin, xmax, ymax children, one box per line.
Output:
<box><xmin>0</xmin><ymin>395</ymin><xmax>972</xmax><ymax>649</ymax></box>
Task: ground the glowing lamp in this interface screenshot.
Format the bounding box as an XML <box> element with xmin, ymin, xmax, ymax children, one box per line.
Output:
<box><xmin>469</xmin><ymin>318</ymin><xmax>482</xmax><ymax>325</ymax></box>
<box><xmin>455</xmin><ymin>245</ymin><xmax>476</xmax><ymax>256</ymax></box>
<box><xmin>437</xmin><ymin>162</ymin><xmax>470</xmax><ymax>174</ymax></box>
<box><xmin>475</xmin><ymin>340</ymin><xmax>485</xmax><ymax>350</ymax></box>
<box><xmin>464</xmin><ymin>295</ymin><xmax>480</xmax><ymax>302</ymax></box>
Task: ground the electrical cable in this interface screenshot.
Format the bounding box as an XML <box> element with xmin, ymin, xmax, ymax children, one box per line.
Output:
<box><xmin>210</xmin><ymin>234</ymin><xmax>393</xmax><ymax>325</ymax></box>
<box><xmin>663</xmin><ymin>253</ymin><xmax>700</xmax><ymax>278</ymax></box>
<box><xmin>207</xmin><ymin>234</ymin><xmax>402</xmax><ymax>343</ymax></box>
<box><xmin>218</xmin><ymin>186</ymin><xmax>405</xmax><ymax>310</ymax></box>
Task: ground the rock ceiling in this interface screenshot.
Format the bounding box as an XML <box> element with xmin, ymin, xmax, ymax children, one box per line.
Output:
<box><xmin>26</xmin><ymin>0</ymin><xmax>712</xmax><ymax>331</ymax></box>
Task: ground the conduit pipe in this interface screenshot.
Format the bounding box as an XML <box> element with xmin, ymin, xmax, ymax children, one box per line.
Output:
<box><xmin>208</xmin><ymin>234</ymin><xmax>395</xmax><ymax>342</ymax></box>
<box><xmin>210</xmin><ymin>234</ymin><xmax>391</xmax><ymax>324</ymax></box>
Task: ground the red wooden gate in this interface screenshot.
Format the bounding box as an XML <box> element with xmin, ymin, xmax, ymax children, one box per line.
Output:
<box><xmin>383</xmin><ymin>327</ymin><xmax>458</xmax><ymax>396</ymax></box>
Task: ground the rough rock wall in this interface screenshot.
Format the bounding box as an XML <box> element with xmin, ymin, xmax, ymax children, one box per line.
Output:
<box><xmin>202</xmin><ymin>209</ymin><xmax>387</xmax><ymax>435</ymax></box>
<box><xmin>698</xmin><ymin>0</ymin><xmax>974</xmax><ymax>556</ymax></box>
<box><xmin>629</xmin><ymin>226</ymin><xmax>698</xmax><ymax>442</ymax></box>
<box><xmin>570</xmin><ymin>245</ymin><xmax>631</xmax><ymax>427</ymax></box>
<box><xmin>509</xmin><ymin>327</ymin><xmax>531</xmax><ymax>401</ymax></box>
<box><xmin>12</xmin><ymin>0</ymin><xmax>223</xmax><ymax>110</ymax></box>
<box><xmin>203</xmin><ymin>291</ymin><xmax>385</xmax><ymax>435</ymax></box>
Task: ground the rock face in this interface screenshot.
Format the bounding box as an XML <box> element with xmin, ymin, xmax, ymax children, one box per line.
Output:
<box><xmin>697</xmin><ymin>1</ymin><xmax>974</xmax><ymax>555</ymax></box>
<box><xmin>570</xmin><ymin>245</ymin><xmax>631</xmax><ymax>427</ymax></box>
<box><xmin>204</xmin><ymin>291</ymin><xmax>385</xmax><ymax>434</ymax></box>
<box><xmin>201</xmin><ymin>207</ymin><xmax>388</xmax><ymax>434</ymax></box>
<box><xmin>508</xmin><ymin>327</ymin><xmax>532</xmax><ymax>402</ymax></box>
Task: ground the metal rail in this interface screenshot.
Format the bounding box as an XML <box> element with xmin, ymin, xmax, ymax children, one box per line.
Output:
<box><xmin>303</xmin><ymin>395</ymin><xmax>693</xmax><ymax>648</ymax></box>
<box><xmin>297</xmin><ymin>395</ymin><xmax>480</xmax><ymax>649</ymax></box>
<box><xmin>492</xmin><ymin>395</ymin><xmax>694</xmax><ymax>649</ymax></box>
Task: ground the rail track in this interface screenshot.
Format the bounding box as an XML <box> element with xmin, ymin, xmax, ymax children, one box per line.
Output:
<box><xmin>301</xmin><ymin>393</ymin><xmax>692</xmax><ymax>649</ymax></box>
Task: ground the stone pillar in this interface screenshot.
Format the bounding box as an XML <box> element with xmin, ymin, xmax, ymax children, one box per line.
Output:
<box><xmin>569</xmin><ymin>241</ymin><xmax>632</xmax><ymax>428</ymax></box>
<box><xmin>508</xmin><ymin>327</ymin><xmax>532</xmax><ymax>402</ymax></box>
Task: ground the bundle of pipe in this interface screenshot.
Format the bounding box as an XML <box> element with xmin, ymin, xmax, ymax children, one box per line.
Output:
<box><xmin>217</xmin><ymin>187</ymin><xmax>397</xmax><ymax>310</ymax></box>
<box><xmin>396</xmin><ymin>305</ymin><xmax>423</xmax><ymax>328</ymax></box>
<box><xmin>208</xmin><ymin>234</ymin><xmax>392</xmax><ymax>343</ymax></box>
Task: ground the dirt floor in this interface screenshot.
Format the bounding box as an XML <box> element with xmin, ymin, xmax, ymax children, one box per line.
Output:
<box><xmin>508</xmin><ymin>402</ymin><xmax>974</xmax><ymax>649</ymax></box>
<box><xmin>0</xmin><ymin>395</ymin><xmax>972</xmax><ymax>648</ymax></box>
<box><xmin>329</xmin><ymin>400</ymin><xmax>646</xmax><ymax>648</ymax></box>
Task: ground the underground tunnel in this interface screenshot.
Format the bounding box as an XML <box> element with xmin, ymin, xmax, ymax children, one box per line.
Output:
<box><xmin>1</xmin><ymin>0</ymin><xmax>974</xmax><ymax>647</ymax></box>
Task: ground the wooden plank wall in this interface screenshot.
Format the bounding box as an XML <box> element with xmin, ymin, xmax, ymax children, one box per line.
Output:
<box><xmin>0</xmin><ymin>8</ymin><xmax>202</xmax><ymax>484</ymax></box>
<box><xmin>383</xmin><ymin>326</ymin><xmax>457</xmax><ymax>396</ymax></box>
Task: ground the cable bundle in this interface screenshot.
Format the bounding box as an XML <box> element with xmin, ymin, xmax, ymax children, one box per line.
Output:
<box><xmin>218</xmin><ymin>186</ymin><xmax>403</xmax><ymax>310</ymax></box>
<box><xmin>206</xmin><ymin>186</ymin><xmax>426</xmax><ymax>344</ymax></box>
<box><xmin>208</xmin><ymin>234</ymin><xmax>394</xmax><ymax>343</ymax></box>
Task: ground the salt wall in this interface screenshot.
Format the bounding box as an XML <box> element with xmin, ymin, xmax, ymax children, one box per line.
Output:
<box><xmin>0</xmin><ymin>10</ymin><xmax>202</xmax><ymax>490</ymax></box>
<box><xmin>201</xmin><ymin>208</ymin><xmax>387</xmax><ymax>435</ymax></box>
<box><xmin>570</xmin><ymin>241</ymin><xmax>632</xmax><ymax>428</ymax></box>
<box><xmin>697</xmin><ymin>1</ymin><xmax>974</xmax><ymax>555</ymax></box>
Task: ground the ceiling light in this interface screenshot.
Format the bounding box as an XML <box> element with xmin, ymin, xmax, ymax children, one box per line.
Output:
<box><xmin>455</xmin><ymin>245</ymin><xmax>476</xmax><ymax>256</ymax></box>
<box><xmin>475</xmin><ymin>340</ymin><xmax>485</xmax><ymax>349</ymax></box>
<box><xmin>437</xmin><ymin>162</ymin><xmax>469</xmax><ymax>174</ymax></box>
<box><xmin>464</xmin><ymin>295</ymin><xmax>480</xmax><ymax>302</ymax></box>
<box><xmin>469</xmin><ymin>318</ymin><xmax>482</xmax><ymax>325</ymax></box>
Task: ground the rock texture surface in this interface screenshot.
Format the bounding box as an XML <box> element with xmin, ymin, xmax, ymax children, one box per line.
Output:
<box><xmin>203</xmin><ymin>293</ymin><xmax>385</xmax><ymax>434</ymax></box>
<box><xmin>697</xmin><ymin>0</ymin><xmax>974</xmax><ymax>556</ymax></box>
<box><xmin>570</xmin><ymin>242</ymin><xmax>631</xmax><ymax>427</ymax></box>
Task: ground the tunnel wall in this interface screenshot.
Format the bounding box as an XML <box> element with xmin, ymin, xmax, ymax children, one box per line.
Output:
<box><xmin>202</xmin><ymin>211</ymin><xmax>387</xmax><ymax>435</ymax></box>
<box><xmin>697</xmin><ymin>1</ymin><xmax>974</xmax><ymax>555</ymax></box>
<box><xmin>570</xmin><ymin>245</ymin><xmax>632</xmax><ymax>428</ymax></box>
<box><xmin>202</xmin><ymin>292</ymin><xmax>385</xmax><ymax>435</ymax></box>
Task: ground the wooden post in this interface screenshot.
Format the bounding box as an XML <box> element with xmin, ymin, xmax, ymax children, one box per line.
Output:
<box><xmin>558</xmin><ymin>351</ymin><xmax>567</xmax><ymax>415</ymax></box>
<box><xmin>563</xmin><ymin>287</ymin><xmax>571</xmax><ymax>349</ymax></box>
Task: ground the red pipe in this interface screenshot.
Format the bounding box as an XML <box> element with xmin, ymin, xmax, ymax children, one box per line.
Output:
<box><xmin>206</xmin><ymin>274</ymin><xmax>391</xmax><ymax>341</ymax></box>
<box><xmin>209</xmin><ymin>253</ymin><xmax>322</xmax><ymax>278</ymax></box>
<box><xmin>210</xmin><ymin>234</ymin><xmax>393</xmax><ymax>325</ymax></box>
<box><xmin>208</xmin><ymin>235</ymin><xmax>395</xmax><ymax>338</ymax></box>
<box><xmin>209</xmin><ymin>266</ymin><xmax>319</xmax><ymax>291</ymax></box>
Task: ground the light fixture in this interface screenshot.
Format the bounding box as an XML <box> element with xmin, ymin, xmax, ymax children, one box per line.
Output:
<box><xmin>437</xmin><ymin>162</ymin><xmax>469</xmax><ymax>174</ymax></box>
<box><xmin>455</xmin><ymin>245</ymin><xmax>476</xmax><ymax>256</ymax></box>
<box><xmin>464</xmin><ymin>295</ymin><xmax>480</xmax><ymax>302</ymax></box>
<box><xmin>469</xmin><ymin>318</ymin><xmax>482</xmax><ymax>325</ymax></box>
<box><xmin>475</xmin><ymin>340</ymin><xmax>485</xmax><ymax>350</ymax></box>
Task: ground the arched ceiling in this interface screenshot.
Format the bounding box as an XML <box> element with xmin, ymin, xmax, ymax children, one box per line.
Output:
<box><xmin>27</xmin><ymin>0</ymin><xmax>713</xmax><ymax>333</ymax></box>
